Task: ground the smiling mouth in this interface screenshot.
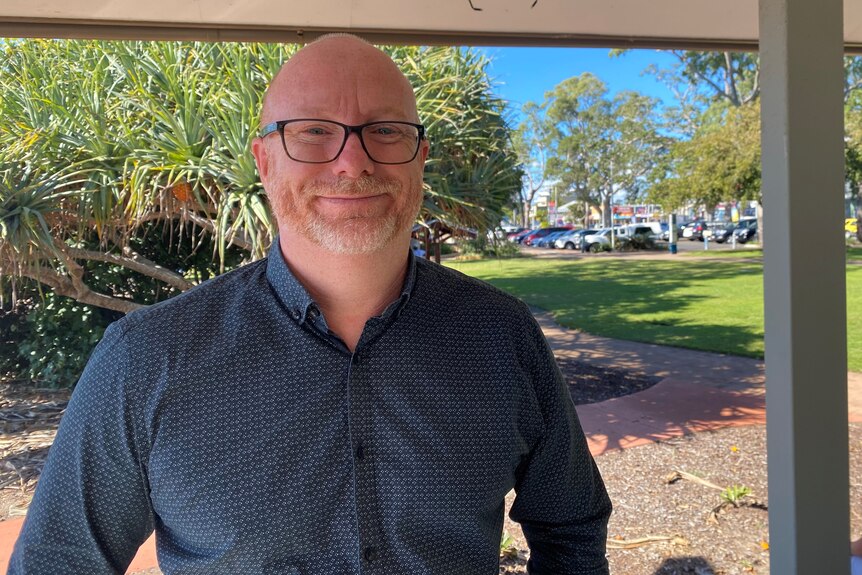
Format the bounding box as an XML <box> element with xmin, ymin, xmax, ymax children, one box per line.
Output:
<box><xmin>319</xmin><ymin>194</ymin><xmax>385</xmax><ymax>201</ymax></box>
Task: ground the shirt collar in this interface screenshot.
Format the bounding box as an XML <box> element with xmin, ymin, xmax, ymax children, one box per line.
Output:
<box><xmin>265</xmin><ymin>238</ymin><xmax>417</xmax><ymax>324</ymax></box>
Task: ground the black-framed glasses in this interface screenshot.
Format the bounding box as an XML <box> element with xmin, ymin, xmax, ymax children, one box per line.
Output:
<box><xmin>258</xmin><ymin>119</ymin><xmax>426</xmax><ymax>165</ymax></box>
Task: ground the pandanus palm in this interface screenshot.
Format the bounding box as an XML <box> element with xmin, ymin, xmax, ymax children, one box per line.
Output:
<box><xmin>0</xmin><ymin>40</ymin><xmax>519</xmax><ymax>312</ymax></box>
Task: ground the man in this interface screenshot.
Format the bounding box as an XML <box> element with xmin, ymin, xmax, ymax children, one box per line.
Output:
<box><xmin>9</xmin><ymin>35</ymin><xmax>611</xmax><ymax>574</ymax></box>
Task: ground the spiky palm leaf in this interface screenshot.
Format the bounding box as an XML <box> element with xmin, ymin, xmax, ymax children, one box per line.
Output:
<box><xmin>0</xmin><ymin>39</ymin><xmax>519</xmax><ymax>312</ymax></box>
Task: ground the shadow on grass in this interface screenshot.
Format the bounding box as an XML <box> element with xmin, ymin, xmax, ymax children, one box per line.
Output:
<box><xmin>468</xmin><ymin>258</ymin><xmax>765</xmax><ymax>359</ymax></box>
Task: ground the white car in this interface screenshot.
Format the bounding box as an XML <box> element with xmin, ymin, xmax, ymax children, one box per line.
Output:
<box><xmin>581</xmin><ymin>228</ymin><xmax>619</xmax><ymax>252</ymax></box>
<box><xmin>583</xmin><ymin>226</ymin><xmax>656</xmax><ymax>252</ymax></box>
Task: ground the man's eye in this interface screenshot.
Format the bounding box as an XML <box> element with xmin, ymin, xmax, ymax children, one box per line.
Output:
<box><xmin>368</xmin><ymin>124</ymin><xmax>408</xmax><ymax>138</ymax></box>
<box><xmin>303</xmin><ymin>127</ymin><xmax>332</xmax><ymax>136</ymax></box>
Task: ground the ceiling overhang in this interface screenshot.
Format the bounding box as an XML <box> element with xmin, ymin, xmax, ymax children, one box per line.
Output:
<box><xmin>2</xmin><ymin>0</ymin><xmax>861</xmax><ymax>51</ymax></box>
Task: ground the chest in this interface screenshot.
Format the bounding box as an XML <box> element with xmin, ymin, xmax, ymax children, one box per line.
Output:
<box><xmin>142</xmin><ymin>337</ymin><xmax>541</xmax><ymax>564</ymax></box>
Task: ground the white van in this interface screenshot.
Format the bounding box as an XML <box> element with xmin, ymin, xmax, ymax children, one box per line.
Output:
<box><xmin>617</xmin><ymin>224</ymin><xmax>659</xmax><ymax>239</ymax></box>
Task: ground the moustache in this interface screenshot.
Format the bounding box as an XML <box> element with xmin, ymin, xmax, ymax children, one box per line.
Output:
<box><xmin>304</xmin><ymin>176</ymin><xmax>401</xmax><ymax>198</ymax></box>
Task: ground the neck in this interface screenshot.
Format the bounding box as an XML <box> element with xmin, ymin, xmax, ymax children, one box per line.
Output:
<box><xmin>278</xmin><ymin>229</ymin><xmax>411</xmax><ymax>351</ymax></box>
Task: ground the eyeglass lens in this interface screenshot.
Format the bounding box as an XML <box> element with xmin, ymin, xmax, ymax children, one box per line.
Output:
<box><xmin>281</xmin><ymin>121</ymin><xmax>420</xmax><ymax>164</ymax></box>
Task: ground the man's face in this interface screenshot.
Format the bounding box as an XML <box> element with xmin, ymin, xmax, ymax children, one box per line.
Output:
<box><xmin>253</xmin><ymin>40</ymin><xmax>429</xmax><ymax>255</ymax></box>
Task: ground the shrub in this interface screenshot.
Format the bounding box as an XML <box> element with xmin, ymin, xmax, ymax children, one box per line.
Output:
<box><xmin>17</xmin><ymin>293</ymin><xmax>118</xmax><ymax>389</ymax></box>
<box><xmin>457</xmin><ymin>236</ymin><xmax>521</xmax><ymax>259</ymax></box>
<box><xmin>0</xmin><ymin>299</ymin><xmax>31</xmax><ymax>380</ymax></box>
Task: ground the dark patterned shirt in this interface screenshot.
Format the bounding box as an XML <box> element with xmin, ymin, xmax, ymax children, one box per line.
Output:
<box><xmin>9</xmin><ymin>242</ymin><xmax>611</xmax><ymax>575</ymax></box>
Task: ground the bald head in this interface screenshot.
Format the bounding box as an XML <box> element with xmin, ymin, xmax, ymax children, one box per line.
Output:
<box><xmin>260</xmin><ymin>36</ymin><xmax>419</xmax><ymax>127</ymax></box>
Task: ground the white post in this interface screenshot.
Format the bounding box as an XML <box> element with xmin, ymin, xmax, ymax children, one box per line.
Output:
<box><xmin>760</xmin><ymin>0</ymin><xmax>849</xmax><ymax>573</ymax></box>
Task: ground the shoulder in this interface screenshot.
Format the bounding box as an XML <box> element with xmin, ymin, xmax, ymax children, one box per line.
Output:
<box><xmin>109</xmin><ymin>259</ymin><xmax>269</xmax><ymax>342</ymax></box>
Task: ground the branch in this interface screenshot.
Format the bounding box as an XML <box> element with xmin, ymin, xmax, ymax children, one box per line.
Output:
<box><xmin>64</xmin><ymin>246</ymin><xmax>194</xmax><ymax>292</ymax></box>
<box><xmin>742</xmin><ymin>67</ymin><xmax>761</xmax><ymax>105</ymax></box>
<box><xmin>672</xmin><ymin>51</ymin><xmax>738</xmax><ymax>106</ymax></box>
<box><xmin>724</xmin><ymin>52</ymin><xmax>741</xmax><ymax>107</ymax></box>
<box><xmin>15</xmin><ymin>263</ymin><xmax>143</xmax><ymax>314</ymax></box>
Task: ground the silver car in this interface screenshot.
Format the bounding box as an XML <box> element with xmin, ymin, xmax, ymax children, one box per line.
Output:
<box><xmin>554</xmin><ymin>229</ymin><xmax>597</xmax><ymax>250</ymax></box>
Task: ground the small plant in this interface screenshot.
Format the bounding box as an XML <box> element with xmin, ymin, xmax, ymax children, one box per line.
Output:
<box><xmin>720</xmin><ymin>484</ymin><xmax>753</xmax><ymax>506</ymax></box>
<box><xmin>499</xmin><ymin>531</ymin><xmax>519</xmax><ymax>559</ymax></box>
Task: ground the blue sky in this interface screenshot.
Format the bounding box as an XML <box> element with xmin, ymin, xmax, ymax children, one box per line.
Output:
<box><xmin>474</xmin><ymin>47</ymin><xmax>680</xmax><ymax>124</ymax></box>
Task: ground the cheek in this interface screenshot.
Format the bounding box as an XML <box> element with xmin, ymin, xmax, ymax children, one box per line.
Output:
<box><xmin>407</xmin><ymin>172</ymin><xmax>425</xmax><ymax>209</ymax></box>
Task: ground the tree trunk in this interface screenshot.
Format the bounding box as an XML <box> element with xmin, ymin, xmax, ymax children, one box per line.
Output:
<box><xmin>602</xmin><ymin>194</ymin><xmax>612</xmax><ymax>228</ymax></box>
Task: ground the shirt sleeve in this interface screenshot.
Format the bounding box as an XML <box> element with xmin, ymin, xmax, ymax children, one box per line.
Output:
<box><xmin>8</xmin><ymin>322</ymin><xmax>155</xmax><ymax>575</ymax></box>
<box><xmin>508</xmin><ymin>313</ymin><xmax>612</xmax><ymax>575</ymax></box>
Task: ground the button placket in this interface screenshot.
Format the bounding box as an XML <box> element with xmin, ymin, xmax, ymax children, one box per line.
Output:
<box><xmin>347</xmin><ymin>349</ymin><xmax>382</xmax><ymax>571</ymax></box>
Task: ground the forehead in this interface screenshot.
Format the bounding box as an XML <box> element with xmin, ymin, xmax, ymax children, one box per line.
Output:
<box><xmin>265</xmin><ymin>40</ymin><xmax>418</xmax><ymax>123</ymax></box>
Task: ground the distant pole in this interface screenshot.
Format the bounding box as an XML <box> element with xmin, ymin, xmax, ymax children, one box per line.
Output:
<box><xmin>668</xmin><ymin>213</ymin><xmax>677</xmax><ymax>254</ymax></box>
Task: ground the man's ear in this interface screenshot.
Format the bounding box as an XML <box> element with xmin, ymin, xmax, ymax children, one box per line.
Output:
<box><xmin>251</xmin><ymin>137</ymin><xmax>270</xmax><ymax>181</ymax></box>
<box><xmin>418</xmin><ymin>139</ymin><xmax>430</xmax><ymax>166</ymax></box>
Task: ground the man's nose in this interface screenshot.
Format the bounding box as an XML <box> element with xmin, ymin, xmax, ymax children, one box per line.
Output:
<box><xmin>332</xmin><ymin>132</ymin><xmax>375</xmax><ymax>178</ymax></box>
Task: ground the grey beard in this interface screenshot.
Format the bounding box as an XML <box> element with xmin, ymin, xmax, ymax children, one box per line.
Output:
<box><xmin>297</xmin><ymin>176</ymin><xmax>415</xmax><ymax>255</ymax></box>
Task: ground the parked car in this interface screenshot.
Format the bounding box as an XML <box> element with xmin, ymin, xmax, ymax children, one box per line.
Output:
<box><xmin>660</xmin><ymin>222</ymin><xmax>683</xmax><ymax>242</ymax></box>
<box><xmin>619</xmin><ymin>224</ymin><xmax>658</xmax><ymax>249</ymax></box>
<box><xmin>733</xmin><ymin>217</ymin><xmax>758</xmax><ymax>243</ymax></box>
<box><xmin>701</xmin><ymin>222</ymin><xmax>728</xmax><ymax>241</ymax></box>
<box><xmin>582</xmin><ymin>228</ymin><xmax>627</xmax><ymax>252</ymax></box>
<box><xmin>534</xmin><ymin>230</ymin><xmax>568</xmax><ymax>248</ymax></box>
<box><xmin>710</xmin><ymin>222</ymin><xmax>738</xmax><ymax>243</ymax></box>
<box><xmin>554</xmin><ymin>229</ymin><xmax>598</xmax><ymax>250</ymax></box>
<box><xmin>681</xmin><ymin>220</ymin><xmax>709</xmax><ymax>241</ymax></box>
<box><xmin>663</xmin><ymin>222</ymin><xmax>688</xmax><ymax>242</ymax></box>
<box><xmin>504</xmin><ymin>227</ymin><xmax>527</xmax><ymax>240</ymax></box>
<box><xmin>522</xmin><ymin>226</ymin><xmax>572</xmax><ymax>246</ymax></box>
<box><xmin>510</xmin><ymin>228</ymin><xmax>534</xmax><ymax>244</ymax></box>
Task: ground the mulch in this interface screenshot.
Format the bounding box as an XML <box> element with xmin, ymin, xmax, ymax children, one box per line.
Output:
<box><xmin>556</xmin><ymin>355</ymin><xmax>660</xmax><ymax>405</ymax></box>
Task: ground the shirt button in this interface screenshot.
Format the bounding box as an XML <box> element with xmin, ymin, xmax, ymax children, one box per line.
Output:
<box><xmin>307</xmin><ymin>306</ymin><xmax>319</xmax><ymax>320</ymax></box>
<box><xmin>290</xmin><ymin>309</ymin><xmax>301</xmax><ymax>320</ymax></box>
<box><xmin>364</xmin><ymin>546</ymin><xmax>376</xmax><ymax>562</ymax></box>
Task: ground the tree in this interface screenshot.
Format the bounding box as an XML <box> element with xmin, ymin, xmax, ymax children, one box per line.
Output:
<box><xmin>648</xmin><ymin>102</ymin><xmax>761</xmax><ymax>213</ymax></box>
<box><xmin>396</xmin><ymin>46</ymin><xmax>521</xmax><ymax>236</ymax></box>
<box><xmin>512</xmin><ymin>102</ymin><xmax>550</xmax><ymax>228</ymax></box>
<box><xmin>631</xmin><ymin>50</ymin><xmax>862</xmax><ymax>245</ymax></box>
<box><xmin>537</xmin><ymin>73</ymin><xmax>666</xmax><ymax>227</ymax></box>
<box><xmin>0</xmin><ymin>40</ymin><xmax>520</xmax><ymax>313</ymax></box>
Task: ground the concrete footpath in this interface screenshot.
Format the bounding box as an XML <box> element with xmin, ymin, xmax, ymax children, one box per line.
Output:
<box><xmin>534</xmin><ymin>310</ymin><xmax>861</xmax><ymax>453</ymax></box>
<box><xmin>1</xmin><ymin>312</ymin><xmax>859</xmax><ymax>574</ymax></box>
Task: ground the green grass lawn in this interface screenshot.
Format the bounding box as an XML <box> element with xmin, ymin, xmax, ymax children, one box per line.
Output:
<box><xmin>681</xmin><ymin>245</ymin><xmax>862</xmax><ymax>260</ymax></box>
<box><xmin>447</xmin><ymin>257</ymin><xmax>862</xmax><ymax>371</ymax></box>
<box><xmin>682</xmin><ymin>247</ymin><xmax>764</xmax><ymax>258</ymax></box>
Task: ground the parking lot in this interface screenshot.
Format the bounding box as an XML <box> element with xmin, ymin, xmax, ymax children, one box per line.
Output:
<box><xmin>520</xmin><ymin>237</ymin><xmax>757</xmax><ymax>258</ymax></box>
